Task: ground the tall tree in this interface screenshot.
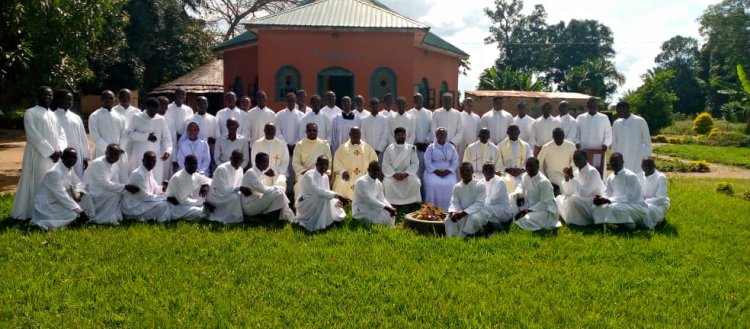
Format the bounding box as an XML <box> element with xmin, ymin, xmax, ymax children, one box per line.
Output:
<box><xmin>561</xmin><ymin>57</ymin><xmax>624</xmax><ymax>99</ymax></box>
<box><xmin>199</xmin><ymin>0</ymin><xmax>298</xmax><ymax>42</ymax></box>
<box><xmin>625</xmin><ymin>70</ymin><xmax>677</xmax><ymax>134</ymax></box>
<box><xmin>477</xmin><ymin>66</ymin><xmax>546</xmax><ymax>91</ymax></box>
<box><xmin>653</xmin><ymin>35</ymin><xmax>706</xmax><ymax>115</ymax></box>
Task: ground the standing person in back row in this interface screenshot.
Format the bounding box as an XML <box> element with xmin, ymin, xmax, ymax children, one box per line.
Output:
<box><xmin>479</xmin><ymin>96</ymin><xmax>514</xmax><ymax>144</ymax></box>
<box><xmin>89</xmin><ymin>90</ymin><xmax>128</xmax><ymax>182</ymax></box>
<box><xmin>557</xmin><ymin>101</ymin><xmax>578</xmax><ymax>144</ymax></box>
<box><xmin>321</xmin><ymin>91</ymin><xmax>342</xmax><ymax>124</ymax></box>
<box><xmin>611</xmin><ymin>101</ymin><xmax>652</xmax><ymax>175</ymax></box>
<box><xmin>458</xmin><ymin>97</ymin><xmax>480</xmax><ymax>163</ymax></box>
<box><xmin>576</xmin><ymin>97</ymin><xmax>612</xmax><ymax>177</ymax></box>
<box><xmin>408</xmin><ymin>93</ymin><xmax>433</xmax><ymax>197</ymax></box>
<box><xmin>513</xmin><ymin>101</ymin><xmax>534</xmax><ymax>144</ymax></box>
<box><xmin>430</xmin><ymin>93</ymin><xmax>463</xmax><ymax>147</ymax></box>
<box><xmin>164</xmin><ymin>88</ymin><xmax>193</xmax><ymax>177</ymax></box>
<box><xmin>243</xmin><ymin>90</ymin><xmax>276</xmax><ymax>156</ymax></box>
<box><xmin>53</xmin><ymin>89</ymin><xmax>89</xmax><ymax>179</ymax></box>
<box><xmin>216</xmin><ymin>92</ymin><xmax>244</xmax><ymax>137</ymax></box>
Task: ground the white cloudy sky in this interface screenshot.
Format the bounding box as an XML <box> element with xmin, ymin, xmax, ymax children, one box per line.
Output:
<box><xmin>380</xmin><ymin>0</ymin><xmax>720</xmax><ymax>100</ymax></box>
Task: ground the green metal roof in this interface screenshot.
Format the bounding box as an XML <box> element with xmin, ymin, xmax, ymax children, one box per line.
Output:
<box><xmin>423</xmin><ymin>32</ymin><xmax>469</xmax><ymax>58</ymax></box>
<box><xmin>212</xmin><ymin>31</ymin><xmax>258</xmax><ymax>52</ymax></box>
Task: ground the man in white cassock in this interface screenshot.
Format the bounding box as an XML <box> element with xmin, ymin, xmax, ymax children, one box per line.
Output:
<box><xmin>577</xmin><ymin>97</ymin><xmax>612</xmax><ymax>177</ymax></box>
<box><xmin>216</xmin><ymin>92</ymin><xmax>245</xmax><ymax>137</ymax></box>
<box><xmin>463</xmin><ymin>128</ymin><xmax>501</xmax><ymax>180</ymax></box>
<box><xmin>529</xmin><ymin>102</ymin><xmax>562</xmax><ymax>155</ymax></box>
<box><xmin>555</xmin><ymin>150</ymin><xmax>605</xmax><ymax>226</ymax></box>
<box><xmin>361</xmin><ymin>97</ymin><xmax>389</xmax><ymax>162</ymax></box>
<box><xmin>332</xmin><ymin>127</ymin><xmax>378</xmax><ymax>200</ymax></box>
<box><xmin>481</xmin><ymin>162</ymin><xmax>514</xmax><ymax>227</ymax></box>
<box><xmin>537</xmin><ymin>128</ymin><xmax>576</xmax><ymax>189</ymax></box>
<box><xmin>640</xmin><ymin>157</ymin><xmax>670</xmax><ymax>229</ymax></box>
<box><xmin>382</xmin><ymin>127</ymin><xmax>422</xmax><ymax>206</ymax></box>
<box><xmin>353</xmin><ymin>161</ymin><xmax>397</xmax><ymax>226</ymax></box>
<box><xmin>444</xmin><ymin>163</ymin><xmax>488</xmax><ymax>237</ymax></box>
<box><xmin>127</xmin><ymin>97</ymin><xmax>172</xmax><ymax>182</ymax></box>
<box><xmin>243</xmin><ymin>90</ymin><xmax>276</xmax><ymax>152</ymax></box>
<box><xmin>592</xmin><ymin>153</ymin><xmax>649</xmax><ymax>229</ymax></box>
<box><xmin>166</xmin><ymin>154</ymin><xmax>212</xmax><ymax>220</ymax></box>
<box><xmin>353</xmin><ymin>95</ymin><xmax>369</xmax><ymax>119</ymax></box>
<box><xmin>430</xmin><ymin>93</ymin><xmax>463</xmax><ymax>146</ymax></box>
<box><xmin>251</xmin><ymin>123</ymin><xmax>289</xmax><ymax>189</ymax></box>
<box><xmin>276</xmin><ymin>92</ymin><xmax>305</xmax><ymax>192</ymax></box>
<box><xmin>611</xmin><ymin>101</ymin><xmax>653</xmax><ymax>175</ymax></box>
<box><xmin>89</xmin><ymin>90</ymin><xmax>129</xmax><ymax>181</ymax></box>
<box><xmin>292</xmin><ymin>123</ymin><xmax>332</xmax><ymax>196</ymax></box>
<box><xmin>83</xmin><ymin>144</ymin><xmax>141</xmax><ymax>225</ymax></box>
<box><xmin>380</xmin><ymin>93</ymin><xmax>395</xmax><ymax>118</ymax></box>
<box><xmin>387</xmin><ymin>97</ymin><xmax>416</xmax><ymax>145</ymax></box>
<box><xmin>295</xmin><ymin>156</ymin><xmax>350</xmax><ymax>231</ymax></box>
<box><xmin>53</xmin><ymin>89</ymin><xmax>89</xmax><ymax>179</ymax></box>
<box><xmin>557</xmin><ymin>101</ymin><xmax>578</xmax><ymax>144</ymax></box>
<box><xmin>498</xmin><ymin>125</ymin><xmax>533</xmax><ymax>191</ymax></box>
<box><xmin>458</xmin><ymin>98</ymin><xmax>480</xmax><ymax>162</ymax></box>
<box><xmin>298</xmin><ymin>95</ymin><xmax>331</xmax><ymax>141</ymax></box>
<box><xmin>214</xmin><ymin>118</ymin><xmax>249</xmax><ymax>169</ymax></box>
<box><xmin>122</xmin><ymin>151</ymin><xmax>171</xmax><ymax>222</ymax></box>
<box><xmin>207</xmin><ymin>150</ymin><xmax>245</xmax><ymax>224</ymax></box>
<box><xmin>479</xmin><ymin>96</ymin><xmax>514</xmax><ymax>144</ymax></box>
<box><xmin>330</xmin><ymin>96</ymin><xmax>362</xmax><ymax>153</ymax></box>
<box><xmin>321</xmin><ymin>91</ymin><xmax>343</xmax><ymax>126</ymax></box>
<box><xmin>112</xmin><ymin>89</ymin><xmax>140</xmax><ymax>123</ymax></box>
<box><xmin>163</xmin><ymin>88</ymin><xmax>193</xmax><ymax>177</ymax></box>
<box><xmin>408</xmin><ymin>93</ymin><xmax>433</xmax><ymax>191</ymax></box>
<box><xmin>513</xmin><ymin>102</ymin><xmax>535</xmax><ymax>144</ymax></box>
<box><xmin>296</xmin><ymin>89</ymin><xmax>312</xmax><ymax>114</ymax></box>
<box><xmin>241</xmin><ymin>152</ymin><xmax>294</xmax><ymax>221</ymax></box>
<box><xmin>423</xmin><ymin>128</ymin><xmax>459</xmax><ymax>210</ymax></box>
<box><xmin>512</xmin><ymin>157</ymin><xmax>562</xmax><ymax>231</ymax></box>
<box><xmin>32</xmin><ymin>148</ymin><xmax>95</xmax><ymax>230</ymax></box>
<box><xmin>190</xmin><ymin>96</ymin><xmax>219</xmax><ymax>151</ymax></box>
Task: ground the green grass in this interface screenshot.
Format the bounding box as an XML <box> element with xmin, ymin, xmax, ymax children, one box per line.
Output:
<box><xmin>0</xmin><ymin>178</ymin><xmax>749</xmax><ymax>327</ymax></box>
<box><xmin>654</xmin><ymin>144</ymin><xmax>750</xmax><ymax>169</ymax></box>
<box><xmin>661</xmin><ymin>119</ymin><xmax>747</xmax><ymax>136</ymax></box>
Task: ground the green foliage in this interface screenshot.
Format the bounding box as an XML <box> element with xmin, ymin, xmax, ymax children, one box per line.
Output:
<box><xmin>653</xmin><ymin>36</ymin><xmax>707</xmax><ymax>115</ymax></box>
<box><xmin>693</xmin><ymin>112</ymin><xmax>715</xmax><ymax>135</ymax></box>
<box><xmin>742</xmin><ymin>191</ymin><xmax>750</xmax><ymax>201</ymax></box>
<box><xmin>654</xmin><ymin>158</ymin><xmax>710</xmax><ymax>173</ymax></box>
<box><xmin>625</xmin><ymin>70</ymin><xmax>676</xmax><ymax>134</ymax></box>
<box><xmin>687</xmin><ymin>160</ymin><xmax>711</xmax><ymax>173</ymax></box>
<box><xmin>652</xmin><ymin>135</ymin><xmax>669</xmax><ymax>143</ymax></box>
<box><xmin>655</xmin><ymin>144</ymin><xmax>750</xmax><ymax>169</ymax></box>
<box><xmin>715</xmin><ymin>182</ymin><xmax>735</xmax><ymax>196</ymax></box>
<box><xmin>562</xmin><ymin>57</ymin><xmax>625</xmax><ymax>100</ymax></box>
<box><xmin>720</xmin><ymin>101</ymin><xmax>748</xmax><ymax>123</ymax></box>
<box><xmin>662</xmin><ymin>119</ymin><xmax>747</xmax><ymax>136</ymax></box>
<box><xmin>477</xmin><ymin>66</ymin><xmax>545</xmax><ymax>91</ymax></box>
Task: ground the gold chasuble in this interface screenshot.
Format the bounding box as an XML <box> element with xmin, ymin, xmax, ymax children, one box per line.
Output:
<box><xmin>332</xmin><ymin>141</ymin><xmax>378</xmax><ymax>199</ymax></box>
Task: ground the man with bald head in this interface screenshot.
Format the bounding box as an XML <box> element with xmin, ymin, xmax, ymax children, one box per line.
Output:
<box><xmin>240</xmin><ymin>152</ymin><xmax>294</xmax><ymax>222</ymax></box>
<box><xmin>122</xmin><ymin>151</ymin><xmax>171</xmax><ymax>222</ymax></box>
<box><xmin>83</xmin><ymin>143</ymin><xmax>141</xmax><ymax>225</ymax></box>
<box><xmin>295</xmin><ymin>156</ymin><xmax>350</xmax><ymax>231</ymax></box>
<box><xmin>292</xmin><ymin>122</ymin><xmax>332</xmax><ymax>196</ymax></box>
<box><xmin>251</xmin><ymin>123</ymin><xmax>289</xmax><ymax>188</ymax></box>
<box><xmin>333</xmin><ymin>126</ymin><xmax>378</xmax><ymax>200</ymax></box>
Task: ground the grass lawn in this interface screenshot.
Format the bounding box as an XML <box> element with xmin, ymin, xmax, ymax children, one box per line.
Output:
<box><xmin>660</xmin><ymin>119</ymin><xmax>746</xmax><ymax>136</ymax></box>
<box><xmin>654</xmin><ymin>144</ymin><xmax>750</xmax><ymax>169</ymax></box>
<box><xmin>0</xmin><ymin>177</ymin><xmax>749</xmax><ymax>327</ymax></box>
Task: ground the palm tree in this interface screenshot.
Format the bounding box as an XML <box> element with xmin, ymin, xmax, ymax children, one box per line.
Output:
<box><xmin>562</xmin><ymin>57</ymin><xmax>624</xmax><ymax>100</ymax></box>
<box><xmin>477</xmin><ymin>66</ymin><xmax>546</xmax><ymax>91</ymax></box>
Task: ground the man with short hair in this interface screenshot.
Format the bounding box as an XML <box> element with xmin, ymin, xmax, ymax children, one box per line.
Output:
<box><xmin>189</xmin><ymin>96</ymin><xmax>219</xmax><ymax>147</ymax></box>
<box><xmin>640</xmin><ymin>157</ymin><xmax>670</xmax><ymax>229</ymax></box>
<box><xmin>479</xmin><ymin>96</ymin><xmax>514</xmax><ymax>144</ymax></box>
<box><xmin>330</xmin><ymin>96</ymin><xmax>362</xmax><ymax>153</ymax></box>
<box><xmin>593</xmin><ymin>153</ymin><xmax>649</xmax><ymax>229</ymax></box>
<box><xmin>332</xmin><ymin>127</ymin><xmax>378</xmax><ymax>200</ymax></box>
<box><xmin>89</xmin><ymin>90</ymin><xmax>129</xmax><ymax>181</ymax></box>
<box><xmin>164</xmin><ymin>88</ymin><xmax>194</xmax><ymax>176</ymax></box>
<box><xmin>353</xmin><ymin>95</ymin><xmax>369</xmax><ymax>119</ymax></box>
<box><xmin>216</xmin><ymin>92</ymin><xmax>245</xmax><ymax>137</ymax></box>
<box><xmin>423</xmin><ymin>128</ymin><xmax>459</xmax><ymax>210</ymax></box>
<box><xmin>252</xmin><ymin>152</ymin><xmax>287</xmax><ymax>190</ymax></box>
<box><xmin>241</xmin><ymin>152</ymin><xmax>294</xmax><ymax>222</ymax></box>
<box><xmin>353</xmin><ymin>161</ymin><xmax>397</xmax><ymax>226</ymax></box>
<box><xmin>382</xmin><ymin>127</ymin><xmax>422</xmax><ymax>206</ymax></box>
<box><xmin>529</xmin><ymin>101</ymin><xmax>562</xmax><ymax>154</ymax></box>
<box><xmin>612</xmin><ymin>101</ymin><xmax>653</xmax><ymax>175</ymax></box>
<box><xmin>481</xmin><ymin>162</ymin><xmax>514</xmax><ymax>226</ymax></box>
<box><xmin>537</xmin><ymin>128</ymin><xmax>576</xmax><ymax>189</ymax></box>
<box><xmin>207</xmin><ymin>150</ymin><xmax>245</xmax><ymax>224</ymax></box>
<box><xmin>430</xmin><ymin>93</ymin><xmax>463</xmax><ymax>146</ymax></box>
<box><xmin>127</xmin><ymin>97</ymin><xmax>172</xmax><ymax>182</ymax></box>
<box><xmin>387</xmin><ymin>96</ymin><xmax>416</xmax><ymax>145</ymax></box>
<box><xmin>295</xmin><ymin>156</ymin><xmax>350</xmax><ymax>231</ymax></box>
<box><xmin>239</xmin><ymin>96</ymin><xmax>252</xmax><ymax>113</ymax></box>
<box><xmin>407</xmin><ymin>93</ymin><xmax>433</xmax><ymax>196</ymax></box>
<box><xmin>361</xmin><ymin>97</ymin><xmax>389</xmax><ymax>162</ymax></box>
<box><xmin>214</xmin><ymin>118</ymin><xmax>249</xmax><ymax>169</ymax></box>
<box><xmin>31</xmin><ymin>147</ymin><xmax>95</xmax><ymax>230</ymax></box>
<box><xmin>577</xmin><ymin>97</ymin><xmax>612</xmax><ymax>177</ymax></box>
<box><xmin>53</xmin><ymin>89</ymin><xmax>89</xmax><ymax>179</ymax></box>
<box><xmin>276</xmin><ymin>92</ymin><xmax>305</xmax><ymax>191</ymax></box>
<box><xmin>445</xmin><ymin>162</ymin><xmax>487</xmax><ymax>237</ymax></box>
<box><xmin>557</xmin><ymin>101</ymin><xmax>578</xmax><ymax>144</ymax></box>
<box><xmin>112</xmin><ymin>88</ymin><xmax>140</xmax><ymax>123</ymax></box>
<box><xmin>83</xmin><ymin>144</ymin><xmax>140</xmax><ymax>225</ymax></box>
<box><xmin>166</xmin><ymin>154</ymin><xmax>212</xmax><ymax>220</ymax></box>
<box><xmin>513</xmin><ymin>101</ymin><xmax>534</xmax><ymax>143</ymax></box>
<box><xmin>243</xmin><ymin>90</ymin><xmax>276</xmax><ymax>151</ymax></box>
<box><xmin>296</xmin><ymin>89</ymin><xmax>311</xmax><ymax>113</ymax></box>
<box><xmin>321</xmin><ymin>91</ymin><xmax>343</xmax><ymax>124</ymax></box>
<box><xmin>463</xmin><ymin>128</ymin><xmax>501</xmax><ymax>180</ymax></box>
<box><xmin>498</xmin><ymin>125</ymin><xmax>532</xmax><ymax>191</ymax></box>
<box><xmin>512</xmin><ymin>157</ymin><xmax>561</xmax><ymax>231</ymax></box>
<box><xmin>157</xmin><ymin>96</ymin><xmax>169</xmax><ymax>116</ymax></box>
<box><xmin>292</xmin><ymin>123</ymin><xmax>332</xmax><ymax>196</ymax></box>
<box><xmin>251</xmin><ymin>123</ymin><xmax>289</xmax><ymax>189</ymax></box>
<box><xmin>555</xmin><ymin>150</ymin><xmax>605</xmax><ymax>226</ymax></box>
<box><xmin>122</xmin><ymin>151</ymin><xmax>171</xmax><ymax>222</ymax></box>
<box><xmin>298</xmin><ymin>95</ymin><xmax>331</xmax><ymax>141</ymax></box>
<box><xmin>458</xmin><ymin>97</ymin><xmax>480</xmax><ymax>162</ymax></box>
<box><xmin>380</xmin><ymin>93</ymin><xmax>394</xmax><ymax>117</ymax></box>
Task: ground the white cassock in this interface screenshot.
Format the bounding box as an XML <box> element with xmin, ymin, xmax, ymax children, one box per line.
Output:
<box><xmin>353</xmin><ymin>175</ymin><xmax>394</xmax><ymax>226</ymax></box>
<box><xmin>497</xmin><ymin>138</ymin><xmax>533</xmax><ymax>191</ymax></box>
<box><xmin>513</xmin><ymin>173</ymin><xmax>561</xmax><ymax>231</ymax></box>
<box><xmin>295</xmin><ymin>170</ymin><xmax>345</xmax><ymax>231</ymax></box>
<box><xmin>593</xmin><ymin>169</ymin><xmax>648</xmax><ymax>226</ymax></box>
<box><xmin>216</xmin><ymin>107</ymin><xmax>246</xmax><ymax>137</ymax></box>
<box><xmin>241</xmin><ymin>168</ymin><xmax>291</xmax><ymax>220</ymax></box>
<box><xmin>483</xmin><ymin>175</ymin><xmax>514</xmax><ymax>224</ymax></box>
<box><xmin>382</xmin><ymin>143</ymin><xmax>422</xmax><ymax>205</ymax></box>
<box><xmin>354</xmin><ymin>110</ymin><xmax>369</xmax><ymax>119</ymax></box>
<box><xmin>166</xmin><ymin>169</ymin><xmax>211</xmax><ymax>220</ymax></box>
<box><xmin>430</xmin><ymin>108</ymin><xmax>463</xmax><ymax>145</ymax></box>
<box><xmin>189</xmin><ymin>113</ymin><xmax>219</xmax><ymax>142</ymax></box>
<box><xmin>112</xmin><ymin>104</ymin><xmax>140</xmax><ymax>123</ymax></box>
<box><xmin>83</xmin><ymin>156</ymin><xmax>126</xmax><ymax>225</ymax></box>
<box><xmin>408</xmin><ymin>107</ymin><xmax>433</xmax><ymax>185</ymax></box>
<box><xmin>577</xmin><ymin>112</ymin><xmax>612</xmax><ymax>173</ymax></box>
<box><xmin>479</xmin><ymin>109</ymin><xmax>514</xmax><ymax>144</ymax></box>
<box><xmin>555</xmin><ymin>164</ymin><xmax>605</xmax><ymax>226</ymax></box>
<box><xmin>330</xmin><ymin>113</ymin><xmax>362</xmax><ymax>153</ymax></box>
<box><xmin>423</xmin><ymin>142</ymin><xmax>459</xmax><ymax>210</ymax></box>
<box><xmin>275</xmin><ymin>107</ymin><xmax>304</xmax><ymax>146</ymax></box>
<box><xmin>612</xmin><ymin>114</ymin><xmax>653</xmax><ymax>174</ymax></box>
<box><xmin>458</xmin><ymin>111</ymin><xmax>480</xmax><ymax>161</ymax></box>
<box><xmin>54</xmin><ymin>108</ymin><xmax>89</xmax><ymax>178</ymax></box>
<box><xmin>89</xmin><ymin>107</ymin><xmax>128</xmax><ymax>181</ymax></box>
<box><xmin>31</xmin><ymin>162</ymin><xmax>95</xmax><ymax>230</ymax></box>
<box><xmin>127</xmin><ymin>111</ymin><xmax>173</xmax><ymax>182</ymax></box>
<box><xmin>558</xmin><ymin>114</ymin><xmax>579</xmax><ymax>144</ymax></box>
<box><xmin>251</xmin><ymin>137</ymin><xmax>289</xmax><ymax>187</ymax></box>
<box><xmin>122</xmin><ymin>164</ymin><xmax>171</xmax><ymax>222</ymax></box>
<box><xmin>463</xmin><ymin>141</ymin><xmax>502</xmax><ymax>180</ymax></box>
<box><xmin>445</xmin><ymin>179</ymin><xmax>487</xmax><ymax>237</ymax></box>
<box><xmin>640</xmin><ymin>170</ymin><xmax>669</xmax><ymax>229</ymax></box>
<box><xmin>206</xmin><ymin>162</ymin><xmax>244</xmax><ymax>224</ymax></box>
<box><xmin>12</xmin><ymin>105</ymin><xmax>67</xmax><ymax>220</ymax></box>
<box><xmin>298</xmin><ymin>111</ymin><xmax>332</xmax><ymax>141</ymax></box>
<box><xmin>321</xmin><ymin>105</ymin><xmax>342</xmax><ymax>126</ymax></box>
<box><xmin>513</xmin><ymin>115</ymin><xmax>535</xmax><ymax>144</ymax></box>
<box><xmin>387</xmin><ymin>111</ymin><xmax>417</xmax><ymax>145</ymax></box>
<box><xmin>243</xmin><ymin>106</ymin><xmax>276</xmax><ymax>149</ymax></box>
<box><xmin>255</xmin><ymin>167</ymin><xmax>287</xmax><ymax>190</ymax></box>
<box><xmin>529</xmin><ymin>115</ymin><xmax>561</xmax><ymax>149</ymax></box>
<box><xmin>332</xmin><ymin>141</ymin><xmax>378</xmax><ymax>200</ymax></box>
<box><xmin>361</xmin><ymin>113</ymin><xmax>389</xmax><ymax>158</ymax></box>
<box><xmin>292</xmin><ymin>138</ymin><xmax>332</xmax><ymax>196</ymax></box>
<box><xmin>164</xmin><ymin>103</ymin><xmax>194</xmax><ymax>177</ymax></box>
<box><xmin>536</xmin><ymin>140</ymin><xmax>576</xmax><ymax>187</ymax></box>
<box><xmin>214</xmin><ymin>134</ymin><xmax>249</xmax><ymax>169</ymax></box>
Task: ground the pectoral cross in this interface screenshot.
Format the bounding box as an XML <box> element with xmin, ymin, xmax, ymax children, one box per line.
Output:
<box><xmin>353</xmin><ymin>149</ymin><xmax>361</xmax><ymax>156</ymax></box>
<box><xmin>473</xmin><ymin>154</ymin><xmax>482</xmax><ymax>166</ymax></box>
<box><xmin>353</xmin><ymin>167</ymin><xmax>361</xmax><ymax>175</ymax></box>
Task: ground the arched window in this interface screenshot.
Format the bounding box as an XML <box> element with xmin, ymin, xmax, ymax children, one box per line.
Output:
<box><xmin>440</xmin><ymin>81</ymin><xmax>451</xmax><ymax>108</ymax></box>
<box><xmin>232</xmin><ymin>76</ymin><xmax>243</xmax><ymax>97</ymax></box>
<box><xmin>370</xmin><ymin>67</ymin><xmax>397</xmax><ymax>101</ymax></box>
<box><xmin>275</xmin><ymin>65</ymin><xmax>301</xmax><ymax>101</ymax></box>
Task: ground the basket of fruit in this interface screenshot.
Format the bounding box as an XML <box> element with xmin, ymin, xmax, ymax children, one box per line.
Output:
<box><xmin>403</xmin><ymin>203</ymin><xmax>446</xmax><ymax>236</ymax></box>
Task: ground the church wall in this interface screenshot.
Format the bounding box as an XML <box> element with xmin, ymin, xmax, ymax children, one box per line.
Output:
<box><xmin>222</xmin><ymin>45</ymin><xmax>259</xmax><ymax>105</ymax></box>
<box><xmin>411</xmin><ymin>49</ymin><xmax>461</xmax><ymax>109</ymax></box>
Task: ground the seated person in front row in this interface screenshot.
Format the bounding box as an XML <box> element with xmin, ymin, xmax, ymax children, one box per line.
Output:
<box><xmin>83</xmin><ymin>143</ymin><xmax>140</xmax><ymax>225</ymax></box>
<box><xmin>31</xmin><ymin>147</ymin><xmax>96</xmax><ymax>230</ymax></box>
<box><xmin>240</xmin><ymin>152</ymin><xmax>294</xmax><ymax>222</ymax></box>
<box><xmin>353</xmin><ymin>161</ymin><xmax>397</xmax><ymax>227</ymax></box>
<box><xmin>177</xmin><ymin>121</ymin><xmax>211</xmax><ymax>176</ymax></box>
<box><xmin>445</xmin><ymin>162</ymin><xmax>487</xmax><ymax>237</ymax></box>
<box><xmin>381</xmin><ymin>127</ymin><xmax>422</xmax><ymax>207</ymax></box>
<box><xmin>166</xmin><ymin>154</ymin><xmax>212</xmax><ymax>221</ymax></box>
<box><xmin>295</xmin><ymin>156</ymin><xmax>350</xmax><ymax>232</ymax></box>
<box><xmin>332</xmin><ymin>126</ymin><xmax>378</xmax><ymax>200</ymax></box>
<box><xmin>251</xmin><ymin>123</ymin><xmax>289</xmax><ymax>187</ymax></box>
<box><xmin>481</xmin><ymin>162</ymin><xmax>514</xmax><ymax>227</ymax></box>
<box><xmin>464</xmin><ymin>128</ymin><xmax>502</xmax><ymax>180</ymax></box>
<box><xmin>592</xmin><ymin>152</ymin><xmax>648</xmax><ymax>229</ymax></box>
<box><xmin>512</xmin><ymin>157</ymin><xmax>561</xmax><ymax>231</ymax></box>
<box><xmin>214</xmin><ymin>118</ymin><xmax>249</xmax><ymax>170</ymax></box>
<box><xmin>498</xmin><ymin>124</ymin><xmax>532</xmax><ymax>192</ymax></box>
<box><xmin>423</xmin><ymin>127</ymin><xmax>459</xmax><ymax>210</ymax></box>
<box><xmin>292</xmin><ymin>123</ymin><xmax>332</xmax><ymax>197</ymax></box>
<box><xmin>537</xmin><ymin>127</ymin><xmax>576</xmax><ymax>192</ymax></box>
<box><xmin>122</xmin><ymin>151</ymin><xmax>171</xmax><ymax>222</ymax></box>
<box><xmin>640</xmin><ymin>157</ymin><xmax>670</xmax><ymax>229</ymax></box>
<box><xmin>207</xmin><ymin>150</ymin><xmax>246</xmax><ymax>224</ymax></box>
<box><xmin>555</xmin><ymin>150</ymin><xmax>605</xmax><ymax>226</ymax></box>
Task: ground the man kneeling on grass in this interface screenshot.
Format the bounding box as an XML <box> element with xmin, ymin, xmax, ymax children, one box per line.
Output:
<box><xmin>122</xmin><ymin>151</ymin><xmax>171</xmax><ymax>222</ymax></box>
<box><xmin>592</xmin><ymin>152</ymin><xmax>648</xmax><ymax>229</ymax></box>
<box><xmin>481</xmin><ymin>162</ymin><xmax>514</xmax><ymax>228</ymax></box>
<box><xmin>240</xmin><ymin>152</ymin><xmax>294</xmax><ymax>222</ymax></box>
<box><xmin>640</xmin><ymin>157</ymin><xmax>670</xmax><ymax>229</ymax></box>
<box><xmin>353</xmin><ymin>161</ymin><xmax>397</xmax><ymax>226</ymax></box>
<box><xmin>166</xmin><ymin>154</ymin><xmax>212</xmax><ymax>221</ymax></box>
<box><xmin>445</xmin><ymin>162</ymin><xmax>488</xmax><ymax>237</ymax></box>
<box><xmin>295</xmin><ymin>155</ymin><xmax>350</xmax><ymax>231</ymax></box>
<box><xmin>512</xmin><ymin>157</ymin><xmax>561</xmax><ymax>231</ymax></box>
<box><xmin>207</xmin><ymin>149</ymin><xmax>245</xmax><ymax>224</ymax></box>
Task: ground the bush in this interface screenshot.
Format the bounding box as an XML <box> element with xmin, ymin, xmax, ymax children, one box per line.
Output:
<box><xmin>720</xmin><ymin>101</ymin><xmax>748</xmax><ymax>123</ymax></box>
<box><xmin>655</xmin><ymin>158</ymin><xmax>710</xmax><ymax>173</ymax></box>
<box><xmin>716</xmin><ymin>182</ymin><xmax>734</xmax><ymax>196</ymax></box>
<box><xmin>667</xmin><ymin>137</ymin><xmax>682</xmax><ymax>144</ymax></box>
<box><xmin>692</xmin><ymin>112</ymin><xmax>714</xmax><ymax>135</ymax></box>
<box><xmin>686</xmin><ymin>160</ymin><xmax>710</xmax><ymax>173</ymax></box>
<box><xmin>742</xmin><ymin>191</ymin><xmax>750</xmax><ymax>202</ymax></box>
<box><xmin>653</xmin><ymin>135</ymin><xmax>669</xmax><ymax>143</ymax></box>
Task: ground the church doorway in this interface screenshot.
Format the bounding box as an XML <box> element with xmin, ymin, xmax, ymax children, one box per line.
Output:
<box><xmin>318</xmin><ymin>67</ymin><xmax>354</xmax><ymax>107</ymax></box>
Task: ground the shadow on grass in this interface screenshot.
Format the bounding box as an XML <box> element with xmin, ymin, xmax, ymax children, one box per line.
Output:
<box><xmin>565</xmin><ymin>219</ymin><xmax>678</xmax><ymax>238</ymax></box>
